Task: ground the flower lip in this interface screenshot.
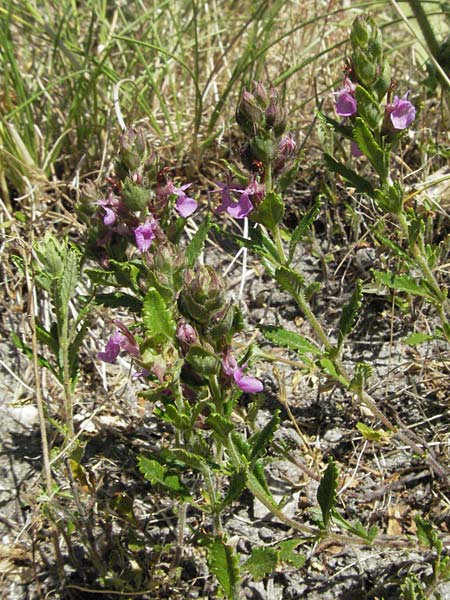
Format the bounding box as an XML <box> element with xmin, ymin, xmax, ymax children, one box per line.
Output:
<box><xmin>386</xmin><ymin>91</ymin><xmax>415</xmax><ymax>130</ymax></box>
<box><xmin>134</xmin><ymin>217</ymin><xmax>158</xmax><ymax>252</ymax></box>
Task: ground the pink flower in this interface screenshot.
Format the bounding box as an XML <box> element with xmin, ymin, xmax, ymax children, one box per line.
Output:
<box><xmin>134</xmin><ymin>217</ymin><xmax>158</xmax><ymax>252</ymax></box>
<box><xmin>215</xmin><ymin>179</ymin><xmax>264</xmax><ymax>219</ymax></box>
<box><xmin>385</xmin><ymin>92</ymin><xmax>415</xmax><ymax>130</ymax></box>
<box><xmin>222</xmin><ymin>352</ymin><xmax>263</xmax><ymax>393</ymax></box>
<box><xmin>335</xmin><ymin>76</ymin><xmax>357</xmax><ymax>117</ymax></box>
<box><xmin>168</xmin><ymin>182</ymin><xmax>197</xmax><ymax>217</ymax></box>
<box><xmin>97</xmin><ymin>322</ymin><xmax>140</xmax><ymax>364</ymax></box>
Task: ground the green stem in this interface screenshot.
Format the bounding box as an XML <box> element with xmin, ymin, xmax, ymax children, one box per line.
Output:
<box><xmin>295</xmin><ymin>290</ymin><xmax>333</xmax><ymax>352</ymax></box>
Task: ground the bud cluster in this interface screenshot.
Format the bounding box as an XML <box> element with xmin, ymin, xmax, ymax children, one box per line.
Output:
<box><xmin>236</xmin><ymin>81</ymin><xmax>296</xmax><ymax>179</ymax></box>
<box><xmin>334</xmin><ymin>16</ymin><xmax>416</xmax><ymax>145</ymax></box>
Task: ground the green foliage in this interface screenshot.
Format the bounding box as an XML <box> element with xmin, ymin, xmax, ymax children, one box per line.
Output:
<box><xmin>251</xmin><ymin>191</ymin><xmax>285</xmax><ymax>230</ymax></box>
<box><xmin>337</xmin><ymin>280</ymin><xmax>362</xmax><ymax>352</ymax></box>
<box><xmin>356</xmin><ymin>422</ymin><xmax>390</xmax><ymax>443</ymax></box>
<box><xmin>243</xmin><ymin>547</ymin><xmax>278</xmax><ymax>581</ymax></box>
<box><xmin>372</xmin><ymin>270</ymin><xmax>435</xmax><ymax>300</ymax></box>
<box><xmin>353</xmin><ymin>117</ymin><xmax>387</xmax><ymax>182</ymax></box>
<box><xmin>323</xmin><ymin>153</ymin><xmax>375</xmax><ymax>197</ymax></box>
<box><xmin>288</xmin><ymin>196</ymin><xmax>321</xmax><ymax>262</ymax></box>
<box><xmin>142</xmin><ymin>287</ymin><xmax>176</xmax><ymax>343</ymax></box>
<box><xmin>208</xmin><ymin>537</ymin><xmax>240</xmax><ymax>600</ymax></box>
<box><xmin>349</xmin><ymin>362</ymin><xmax>373</xmax><ymax>393</ymax></box>
<box><xmin>137</xmin><ymin>456</ymin><xmax>191</xmax><ymax>501</ymax></box>
<box><xmin>259</xmin><ymin>325</ymin><xmax>321</xmax><ymax>359</ymax></box>
<box><xmin>186</xmin><ymin>215</ymin><xmax>211</xmax><ymax>267</ymax></box>
<box><xmin>317</xmin><ymin>459</ymin><xmax>339</xmax><ymax>530</ymax></box>
<box><xmin>275</xmin><ymin>266</ymin><xmax>305</xmax><ymax>298</ymax></box>
<box><xmin>354</xmin><ymin>85</ymin><xmax>382</xmax><ymax>130</ymax></box>
<box><xmin>249</xmin><ymin>410</ymin><xmax>280</xmax><ymax>462</ymax></box>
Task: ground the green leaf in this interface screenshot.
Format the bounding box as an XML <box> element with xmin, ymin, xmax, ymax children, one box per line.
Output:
<box><xmin>137</xmin><ymin>456</ymin><xmax>191</xmax><ymax>500</ymax></box>
<box><xmin>317</xmin><ymin>459</ymin><xmax>339</xmax><ymax>529</ymax></box>
<box><xmin>186</xmin><ymin>214</ymin><xmax>211</xmax><ymax>267</ymax></box>
<box><xmin>353</xmin><ymin>117</ymin><xmax>387</xmax><ymax>180</ymax></box>
<box><xmin>356</xmin><ymin>422</ymin><xmax>390</xmax><ymax>442</ymax></box>
<box><xmin>278</xmin><ymin>539</ymin><xmax>306</xmax><ymax>568</ymax></box>
<box><xmin>400</xmin><ymin>574</ymin><xmax>427</xmax><ymax>600</ymax></box>
<box><xmin>142</xmin><ymin>287</ymin><xmax>176</xmax><ymax>343</ymax></box>
<box><xmin>35</xmin><ymin>320</ymin><xmax>59</xmax><ymax>355</ymax></box>
<box><xmin>319</xmin><ymin>358</ymin><xmax>348</xmax><ymax>386</ymax></box>
<box><xmin>316</xmin><ymin>111</ymin><xmax>353</xmax><ymax>138</ymax></box>
<box><xmin>208</xmin><ymin>537</ymin><xmax>240</xmax><ymax>599</ymax></box>
<box><xmin>338</xmin><ymin>281</ymin><xmax>362</xmax><ymax>350</ymax></box>
<box><xmin>354</xmin><ymin>85</ymin><xmax>381</xmax><ymax>130</ymax></box>
<box><xmin>259</xmin><ymin>325</ymin><xmax>321</xmax><ymax>358</ymax></box>
<box><xmin>374</xmin><ymin>183</ymin><xmax>403</xmax><ymax>214</ymax></box>
<box><xmin>94</xmin><ymin>292</ymin><xmax>142</xmax><ymax>312</ymax></box>
<box><xmin>372</xmin><ymin>271</ymin><xmax>433</xmax><ymax>299</ymax></box>
<box><xmin>349</xmin><ymin>362</ymin><xmax>373</xmax><ymax>393</ymax></box>
<box><xmin>404</xmin><ymin>332</ymin><xmax>434</xmax><ymax>346</ymax></box>
<box><xmin>85</xmin><ymin>267</ymin><xmax>117</xmax><ymax>286</ymax></box>
<box><xmin>58</xmin><ymin>245</ymin><xmax>80</xmax><ymax>326</ymax></box>
<box><xmin>250</xmin><ymin>410</ymin><xmax>280</xmax><ymax>462</ymax></box>
<box><xmin>220</xmin><ymin>470</ymin><xmax>247</xmax><ymax>510</ymax></box>
<box><xmin>185</xmin><ymin>345</ymin><xmax>221</xmax><ymax>376</ymax></box>
<box><xmin>323</xmin><ymin>154</ymin><xmax>375</xmax><ymax>197</ymax></box>
<box><xmin>250</xmin><ymin>191</ymin><xmax>285</xmax><ymax>230</ymax></box>
<box><xmin>249</xmin><ymin>461</ymin><xmax>273</xmax><ymax>501</ymax></box>
<box><xmin>207</xmin><ymin>413</ymin><xmax>234</xmax><ymax>444</ymax></box>
<box><xmin>288</xmin><ymin>197</ymin><xmax>321</xmax><ymax>262</ymax></box>
<box><xmin>332</xmin><ymin>512</ymin><xmax>378</xmax><ymax>543</ymax></box>
<box><xmin>275</xmin><ymin>266</ymin><xmax>305</xmax><ymax>299</ymax></box>
<box><xmin>10</xmin><ymin>331</ymin><xmax>59</xmax><ymax>379</ymax></box>
<box><xmin>243</xmin><ymin>547</ymin><xmax>278</xmax><ymax>581</ymax></box>
<box><xmin>415</xmin><ymin>515</ymin><xmax>441</xmax><ymax>552</ymax></box>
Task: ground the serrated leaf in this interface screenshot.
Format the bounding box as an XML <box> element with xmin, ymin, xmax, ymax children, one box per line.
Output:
<box><xmin>288</xmin><ymin>197</ymin><xmax>321</xmax><ymax>262</ymax></box>
<box><xmin>208</xmin><ymin>537</ymin><xmax>240</xmax><ymax>599</ymax></box>
<box><xmin>349</xmin><ymin>362</ymin><xmax>373</xmax><ymax>393</ymax></box>
<box><xmin>259</xmin><ymin>325</ymin><xmax>321</xmax><ymax>358</ymax></box>
<box><xmin>249</xmin><ymin>460</ymin><xmax>273</xmax><ymax>501</ymax></box>
<box><xmin>372</xmin><ymin>271</ymin><xmax>433</xmax><ymax>299</ymax></box>
<box><xmin>354</xmin><ymin>85</ymin><xmax>381</xmax><ymax>129</ymax></box>
<box><xmin>316</xmin><ymin>111</ymin><xmax>353</xmax><ymax>138</ymax></box>
<box><xmin>415</xmin><ymin>515</ymin><xmax>441</xmax><ymax>552</ymax></box>
<box><xmin>207</xmin><ymin>413</ymin><xmax>234</xmax><ymax>444</ymax></box>
<box><xmin>332</xmin><ymin>512</ymin><xmax>379</xmax><ymax>543</ymax></box>
<box><xmin>250</xmin><ymin>191</ymin><xmax>285</xmax><ymax>230</ymax></box>
<box><xmin>220</xmin><ymin>470</ymin><xmax>247</xmax><ymax>510</ymax></box>
<box><xmin>319</xmin><ymin>358</ymin><xmax>348</xmax><ymax>386</ymax></box>
<box><xmin>404</xmin><ymin>332</ymin><xmax>434</xmax><ymax>346</ymax></box>
<box><xmin>85</xmin><ymin>267</ymin><xmax>117</xmax><ymax>286</ymax></box>
<box><xmin>400</xmin><ymin>574</ymin><xmax>427</xmax><ymax>600</ymax></box>
<box><xmin>35</xmin><ymin>320</ymin><xmax>59</xmax><ymax>355</ymax></box>
<box><xmin>338</xmin><ymin>280</ymin><xmax>362</xmax><ymax>350</ymax></box>
<box><xmin>137</xmin><ymin>456</ymin><xmax>191</xmax><ymax>500</ymax></box>
<box><xmin>94</xmin><ymin>292</ymin><xmax>142</xmax><ymax>312</ymax></box>
<box><xmin>324</xmin><ymin>153</ymin><xmax>375</xmax><ymax>197</ymax></box>
<box><xmin>59</xmin><ymin>247</ymin><xmax>79</xmax><ymax>323</ymax></box>
<box><xmin>353</xmin><ymin>117</ymin><xmax>387</xmax><ymax>180</ymax></box>
<box><xmin>275</xmin><ymin>266</ymin><xmax>305</xmax><ymax>299</ymax></box>
<box><xmin>185</xmin><ymin>345</ymin><xmax>221</xmax><ymax>376</ymax></box>
<box><xmin>186</xmin><ymin>214</ymin><xmax>211</xmax><ymax>267</ymax></box>
<box><xmin>356</xmin><ymin>422</ymin><xmax>390</xmax><ymax>442</ymax></box>
<box><xmin>142</xmin><ymin>287</ymin><xmax>176</xmax><ymax>343</ymax></box>
<box><xmin>11</xmin><ymin>331</ymin><xmax>59</xmax><ymax>379</ymax></box>
<box><xmin>250</xmin><ymin>410</ymin><xmax>280</xmax><ymax>462</ymax></box>
<box><xmin>278</xmin><ymin>539</ymin><xmax>306</xmax><ymax>568</ymax></box>
<box><xmin>243</xmin><ymin>547</ymin><xmax>278</xmax><ymax>581</ymax></box>
<box><xmin>317</xmin><ymin>459</ymin><xmax>339</xmax><ymax>529</ymax></box>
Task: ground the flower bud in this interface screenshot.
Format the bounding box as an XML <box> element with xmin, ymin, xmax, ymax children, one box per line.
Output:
<box><xmin>176</xmin><ymin>320</ymin><xmax>199</xmax><ymax>351</ymax></box>
<box><xmin>121</xmin><ymin>178</ymin><xmax>151</xmax><ymax>211</ymax></box>
<box><xmin>236</xmin><ymin>90</ymin><xmax>264</xmax><ymax>136</ymax></box>
<box><xmin>178</xmin><ymin>266</ymin><xmax>226</xmax><ymax>325</ymax></box>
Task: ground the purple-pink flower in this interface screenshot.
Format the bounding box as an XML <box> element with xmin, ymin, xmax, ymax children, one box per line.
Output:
<box><xmin>215</xmin><ymin>179</ymin><xmax>264</xmax><ymax>219</ymax></box>
<box><xmin>134</xmin><ymin>217</ymin><xmax>158</xmax><ymax>252</ymax></box>
<box><xmin>222</xmin><ymin>352</ymin><xmax>263</xmax><ymax>393</ymax></box>
<box><xmin>335</xmin><ymin>76</ymin><xmax>357</xmax><ymax>117</ymax></box>
<box><xmin>385</xmin><ymin>92</ymin><xmax>415</xmax><ymax>130</ymax></box>
<box><xmin>168</xmin><ymin>182</ymin><xmax>197</xmax><ymax>217</ymax></box>
<box><xmin>97</xmin><ymin>323</ymin><xmax>140</xmax><ymax>364</ymax></box>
